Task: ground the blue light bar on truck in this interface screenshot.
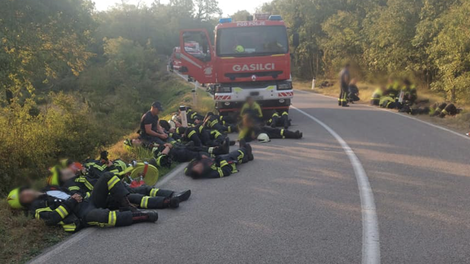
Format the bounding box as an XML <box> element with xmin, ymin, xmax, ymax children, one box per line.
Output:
<box><xmin>219</xmin><ymin>18</ymin><xmax>232</xmax><ymax>23</ymax></box>
<box><xmin>268</xmin><ymin>15</ymin><xmax>283</xmax><ymax>21</ymax></box>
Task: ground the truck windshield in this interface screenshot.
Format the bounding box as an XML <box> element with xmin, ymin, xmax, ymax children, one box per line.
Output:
<box><xmin>217</xmin><ymin>26</ymin><xmax>288</xmax><ymax>57</ymax></box>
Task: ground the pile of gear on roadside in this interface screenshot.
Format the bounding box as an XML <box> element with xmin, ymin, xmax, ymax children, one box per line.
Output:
<box><xmin>6</xmin><ymin>98</ymin><xmax>303</xmax><ymax>233</ymax></box>
<box><xmin>370</xmin><ymin>78</ymin><xmax>463</xmax><ymax>118</ymax></box>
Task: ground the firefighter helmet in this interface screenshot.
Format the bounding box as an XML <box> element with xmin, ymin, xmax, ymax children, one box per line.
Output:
<box><xmin>235</xmin><ymin>45</ymin><xmax>245</xmax><ymax>53</ymax></box>
<box><xmin>7</xmin><ymin>188</ymin><xmax>24</xmax><ymax>209</ymax></box>
<box><xmin>257</xmin><ymin>133</ymin><xmax>270</xmax><ymax>143</ymax></box>
<box><xmin>113</xmin><ymin>159</ymin><xmax>128</xmax><ymax>172</ymax></box>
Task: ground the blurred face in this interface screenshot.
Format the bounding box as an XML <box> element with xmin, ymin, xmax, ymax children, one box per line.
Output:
<box><xmin>19</xmin><ymin>189</ymin><xmax>41</xmax><ymax>205</ymax></box>
<box><xmin>192</xmin><ymin>163</ymin><xmax>204</xmax><ymax>175</ymax></box>
<box><xmin>60</xmin><ymin>168</ymin><xmax>75</xmax><ymax>182</ymax></box>
<box><xmin>151</xmin><ymin>106</ymin><xmax>160</xmax><ymax>115</ymax></box>
<box><xmin>247</xmin><ymin>98</ymin><xmax>254</xmax><ymax>105</ymax></box>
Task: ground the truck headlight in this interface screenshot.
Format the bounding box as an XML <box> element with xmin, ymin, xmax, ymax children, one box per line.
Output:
<box><xmin>217</xmin><ymin>86</ymin><xmax>232</xmax><ymax>93</ymax></box>
<box><xmin>277</xmin><ymin>82</ymin><xmax>292</xmax><ymax>90</ymax></box>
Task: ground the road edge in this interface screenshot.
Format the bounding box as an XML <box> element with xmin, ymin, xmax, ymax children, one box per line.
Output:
<box><xmin>293</xmin><ymin>106</ymin><xmax>381</xmax><ymax>264</ymax></box>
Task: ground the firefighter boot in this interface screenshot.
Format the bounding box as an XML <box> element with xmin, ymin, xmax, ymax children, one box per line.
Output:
<box><xmin>283</xmin><ymin>130</ymin><xmax>302</xmax><ymax>139</ymax></box>
<box><xmin>239</xmin><ymin>140</ymin><xmax>254</xmax><ymax>161</ymax></box>
<box><xmin>132</xmin><ymin>211</ymin><xmax>158</xmax><ymax>223</ymax></box>
<box><xmin>171</xmin><ymin>190</ymin><xmax>192</xmax><ymax>202</ymax></box>
<box><xmin>163</xmin><ymin>197</ymin><xmax>180</xmax><ymax>208</ymax></box>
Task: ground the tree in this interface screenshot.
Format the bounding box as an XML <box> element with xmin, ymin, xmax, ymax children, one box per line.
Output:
<box><xmin>231</xmin><ymin>10</ymin><xmax>251</xmax><ymax>21</ymax></box>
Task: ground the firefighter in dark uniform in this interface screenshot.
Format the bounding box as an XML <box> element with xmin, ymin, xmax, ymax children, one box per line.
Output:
<box><xmin>240</xmin><ymin>97</ymin><xmax>263</xmax><ymax>121</ymax></box>
<box><xmin>379</xmin><ymin>96</ymin><xmax>397</xmax><ymax>109</ymax></box>
<box><xmin>184</xmin><ymin>142</ymin><xmax>254</xmax><ymax>179</ymax></box>
<box><xmin>431</xmin><ymin>102</ymin><xmax>459</xmax><ymax>118</ymax></box>
<box><xmin>370</xmin><ymin>87</ymin><xmax>385</xmax><ymax>106</ymax></box>
<box><xmin>7</xmin><ymin>173</ymin><xmax>158</xmax><ymax>233</ymax></box>
<box><xmin>401</xmin><ymin>79</ymin><xmax>418</xmax><ymax>105</ymax></box>
<box><xmin>385</xmin><ymin>79</ymin><xmax>401</xmax><ymax>100</ymax></box>
<box><xmin>339</xmin><ymin>64</ymin><xmax>351</xmax><ymax>107</ymax></box>
<box><xmin>185</xmin><ymin>107</ymin><xmax>204</xmax><ymax>125</ymax></box>
<box><xmin>204</xmin><ymin>112</ymin><xmax>236</xmax><ymax>133</ymax></box>
<box><xmin>49</xmin><ymin>164</ymin><xmax>190</xmax><ymax>210</ymax></box>
<box><xmin>239</xmin><ymin>115</ymin><xmax>302</xmax><ymax>142</ymax></box>
<box><xmin>266</xmin><ymin>110</ymin><xmax>291</xmax><ymax>129</ymax></box>
<box><xmin>153</xmin><ymin>142</ymin><xmax>230</xmax><ymax>164</ymax></box>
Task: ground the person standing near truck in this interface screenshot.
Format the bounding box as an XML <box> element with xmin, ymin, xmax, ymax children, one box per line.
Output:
<box><xmin>339</xmin><ymin>64</ymin><xmax>351</xmax><ymax>107</ymax></box>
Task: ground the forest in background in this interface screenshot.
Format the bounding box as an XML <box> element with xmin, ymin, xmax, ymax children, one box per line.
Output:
<box><xmin>0</xmin><ymin>0</ymin><xmax>221</xmax><ymax>194</ymax></box>
<box><xmin>259</xmin><ymin>0</ymin><xmax>470</xmax><ymax>103</ymax></box>
<box><xmin>2</xmin><ymin>0</ymin><xmax>470</xmax><ymax>194</ymax></box>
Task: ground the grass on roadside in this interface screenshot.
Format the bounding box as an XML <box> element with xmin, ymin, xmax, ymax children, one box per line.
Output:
<box><xmin>0</xmin><ymin>74</ymin><xmax>216</xmax><ymax>264</ymax></box>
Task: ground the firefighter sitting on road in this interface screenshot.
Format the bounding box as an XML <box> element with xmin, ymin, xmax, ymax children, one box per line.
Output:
<box><xmin>184</xmin><ymin>141</ymin><xmax>254</xmax><ymax>179</ymax></box>
<box><xmin>348</xmin><ymin>78</ymin><xmax>360</xmax><ymax>103</ymax></box>
<box><xmin>385</xmin><ymin>79</ymin><xmax>401</xmax><ymax>100</ymax></box>
<box><xmin>401</xmin><ymin>79</ymin><xmax>418</xmax><ymax>105</ymax></box>
<box><xmin>7</xmin><ymin>172</ymin><xmax>158</xmax><ymax>233</ymax></box>
<box><xmin>239</xmin><ymin>114</ymin><xmax>302</xmax><ymax>142</ymax></box>
<box><xmin>240</xmin><ymin>97</ymin><xmax>263</xmax><ymax>122</ymax></box>
<box><xmin>266</xmin><ymin>110</ymin><xmax>291</xmax><ymax>129</ymax></box>
<box><xmin>370</xmin><ymin>86</ymin><xmax>385</xmax><ymax>106</ymax></box>
<box><xmin>139</xmin><ymin>101</ymin><xmax>174</xmax><ymax>145</ymax></box>
<box><xmin>49</xmin><ymin>161</ymin><xmax>190</xmax><ymax>210</ymax></box>
<box><xmin>430</xmin><ymin>102</ymin><xmax>460</xmax><ymax>118</ymax></box>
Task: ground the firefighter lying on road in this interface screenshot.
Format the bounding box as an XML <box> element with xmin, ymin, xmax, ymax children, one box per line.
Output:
<box><xmin>185</xmin><ymin>141</ymin><xmax>254</xmax><ymax>179</ymax></box>
<box><xmin>49</xmin><ymin>163</ymin><xmax>191</xmax><ymax>210</ymax></box>
<box><xmin>7</xmin><ymin>172</ymin><xmax>158</xmax><ymax>233</ymax></box>
<box><xmin>239</xmin><ymin>114</ymin><xmax>302</xmax><ymax>142</ymax></box>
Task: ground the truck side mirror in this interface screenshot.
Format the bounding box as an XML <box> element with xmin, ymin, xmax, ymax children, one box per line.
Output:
<box><xmin>293</xmin><ymin>33</ymin><xmax>300</xmax><ymax>48</ymax></box>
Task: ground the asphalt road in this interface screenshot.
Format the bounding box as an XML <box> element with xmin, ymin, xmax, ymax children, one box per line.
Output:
<box><xmin>31</xmin><ymin>91</ymin><xmax>470</xmax><ymax>264</ymax></box>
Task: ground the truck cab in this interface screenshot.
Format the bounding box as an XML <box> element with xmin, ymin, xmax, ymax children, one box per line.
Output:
<box><xmin>179</xmin><ymin>14</ymin><xmax>296</xmax><ymax>116</ymax></box>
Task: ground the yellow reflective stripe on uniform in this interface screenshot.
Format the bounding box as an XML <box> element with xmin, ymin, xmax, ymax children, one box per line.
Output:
<box><xmin>188</xmin><ymin>130</ymin><xmax>196</xmax><ymax>138</ymax></box>
<box><xmin>272</xmin><ymin>113</ymin><xmax>279</xmax><ymax>117</ymax></box>
<box><xmin>282</xmin><ymin>112</ymin><xmax>288</xmax><ymax>116</ymax></box>
<box><xmin>84</xmin><ymin>179</ymin><xmax>94</xmax><ymax>191</ymax></box>
<box><xmin>220</xmin><ymin>160</ymin><xmax>229</xmax><ymax>167</ymax></box>
<box><xmin>190</xmin><ymin>112</ymin><xmax>197</xmax><ymax>118</ymax></box>
<box><xmin>62</xmin><ymin>223</ymin><xmax>77</xmax><ymax>232</ymax></box>
<box><xmin>108</xmin><ymin>211</ymin><xmax>117</xmax><ymax>226</ymax></box>
<box><xmin>442</xmin><ymin>110</ymin><xmax>448</xmax><ymax>114</ymax></box>
<box><xmin>150</xmin><ymin>188</ymin><xmax>159</xmax><ymax>197</ymax></box>
<box><xmin>140</xmin><ymin>196</ymin><xmax>150</xmax><ymax>208</ymax></box>
<box><xmin>237</xmin><ymin>150</ymin><xmax>245</xmax><ymax>162</ymax></box>
<box><xmin>210</xmin><ymin>120</ymin><xmax>218</xmax><ymax>127</ymax></box>
<box><xmin>107</xmin><ymin>176</ymin><xmax>120</xmax><ymax>190</ymax></box>
<box><xmin>280</xmin><ymin>129</ymin><xmax>285</xmax><ymax>139</ymax></box>
<box><xmin>35</xmin><ymin>207</ymin><xmax>53</xmax><ymax>220</ymax></box>
<box><xmin>231</xmin><ymin>163</ymin><xmax>238</xmax><ymax>173</ymax></box>
<box><xmin>199</xmin><ymin>126</ymin><xmax>204</xmax><ymax>133</ymax></box>
<box><xmin>85</xmin><ymin>192</ymin><xmax>91</xmax><ymax>199</ymax></box>
<box><xmin>68</xmin><ymin>186</ymin><xmax>80</xmax><ymax>191</ymax></box>
<box><xmin>55</xmin><ymin>205</ymin><xmax>68</xmax><ymax>219</ymax></box>
<box><xmin>217</xmin><ymin>168</ymin><xmax>224</xmax><ymax>177</ymax></box>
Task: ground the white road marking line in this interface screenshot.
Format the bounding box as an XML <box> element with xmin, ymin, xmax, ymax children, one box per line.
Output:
<box><xmin>30</xmin><ymin>165</ymin><xmax>187</xmax><ymax>264</ymax></box>
<box><xmin>293</xmin><ymin>106</ymin><xmax>380</xmax><ymax>264</ymax></box>
<box><xmin>298</xmin><ymin>90</ymin><xmax>470</xmax><ymax>141</ymax></box>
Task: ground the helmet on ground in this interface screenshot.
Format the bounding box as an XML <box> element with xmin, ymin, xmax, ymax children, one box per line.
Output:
<box><xmin>257</xmin><ymin>133</ymin><xmax>270</xmax><ymax>143</ymax></box>
<box><xmin>7</xmin><ymin>188</ymin><xmax>24</xmax><ymax>209</ymax></box>
<box><xmin>113</xmin><ymin>159</ymin><xmax>128</xmax><ymax>172</ymax></box>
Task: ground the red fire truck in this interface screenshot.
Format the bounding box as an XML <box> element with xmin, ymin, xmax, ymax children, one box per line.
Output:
<box><xmin>179</xmin><ymin>14</ymin><xmax>299</xmax><ymax>116</ymax></box>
